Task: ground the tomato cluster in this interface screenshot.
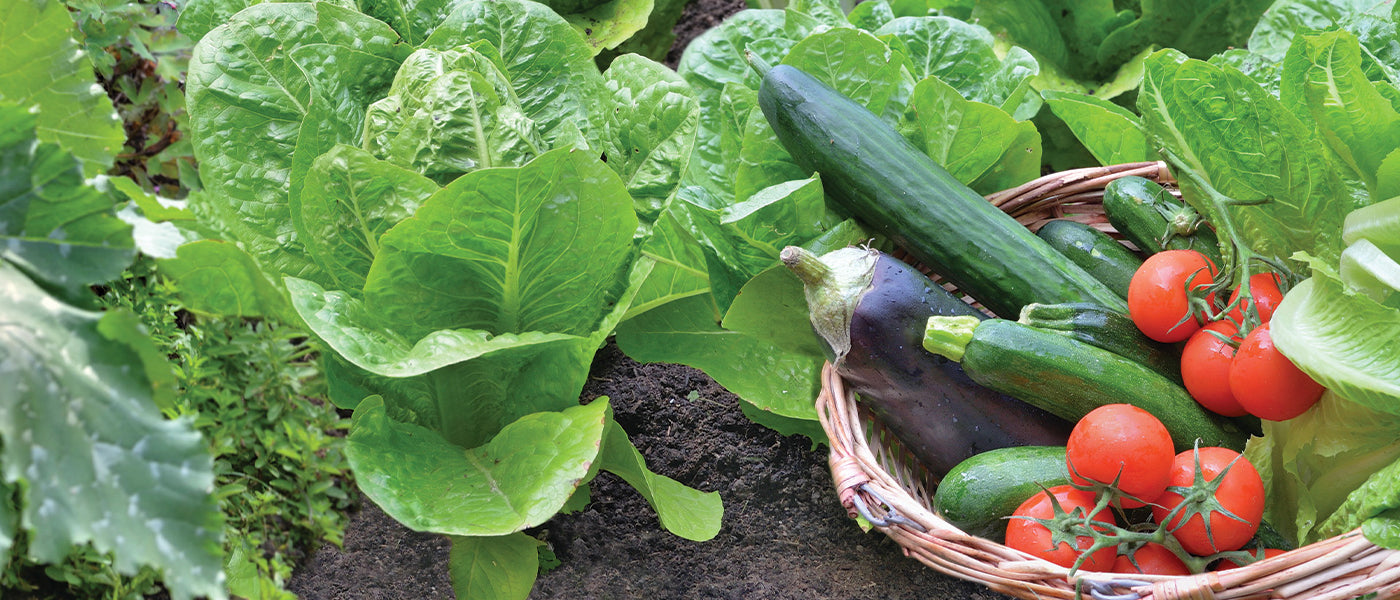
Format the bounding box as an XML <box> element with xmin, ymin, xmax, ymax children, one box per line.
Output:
<box><xmin>1004</xmin><ymin>405</ymin><xmax>1270</xmax><ymax>574</ymax></box>
<box><xmin>1127</xmin><ymin>250</ymin><xmax>1325</xmax><ymax>421</ymax></box>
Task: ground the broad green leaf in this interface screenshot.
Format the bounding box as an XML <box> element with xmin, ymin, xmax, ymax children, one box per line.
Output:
<box><xmin>1313</xmin><ymin>449</ymin><xmax>1400</xmax><ymax>541</ymax></box>
<box><xmin>968</xmin><ymin>0</ymin><xmax>1125</xmax><ymax>82</ymax></box>
<box><xmin>847</xmin><ymin>0</ymin><xmax>895</xmax><ymax>30</ymax></box>
<box><xmin>721</xmin><ymin>265</ymin><xmax>825</xmax><ymax>358</ymax></box>
<box><xmin>158</xmin><ymin>241</ymin><xmax>291</xmax><ymax>319</ymax></box>
<box><xmin>1380</xmin><ymin>149</ymin><xmax>1400</xmax><ymax>202</ymax></box>
<box><xmin>448</xmin><ymin>533</ymin><xmax>540</xmax><ymax>600</ymax></box>
<box><xmin>782</xmin><ymin>28</ymin><xmax>903</xmax><ymax>113</ymax></box>
<box><xmin>875</xmin><ymin>16</ymin><xmax>1040</xmax><ymax>116</ymax></box>
<box><xmin>676</xmin><ymin>11</ymin><xmax>787</xmax><ymax>204</ymax></box>
<box><xmin>287</xmin><ymin>276</ymin><xmax>579</xmax><ymax>379</ymax></box>
<box><xmin>1272</xmin><ymin>263</ymin><xmax>1400</xmax><ymax>416</ymax></box>
<box><xmin>1363</xmin><ymin>508</ymin><xmax>1400</xmax><ymax>549</ymax></box>
<box><xmin>788</xmin><ymin>0</ymin><xmax>849</xmax><ymax>28</ymax></box>
<box><xmin>627</xmin><ymin>211</ymin><xmax>711</xmax><ymax>321</ymax></box>
<box><xmin>1248</xmin><ymin>0</ymin><xmax>1394</xmax><ymax>61</ymax></box>
<box><xmin>1282</xmin><ymin>30</ymin><xmax>1400</xmax><ymax>192</ymax></box>
<box><xmin>0</xmin><ymin>482</ymin><xmax>14</xmax><ymax>567</ymax></box>
<box><xmin>109</xmin><ymin>176</ymin><xmax>194</xmax><ymax>222</ymax></box>
<box><xmin>322</xmin><ymin>352</ymin><xmax>435</xmax><ymax>413</ymax></box>
<box><xmin>601</xmin><ymin>55</ymin><xmax>699</xmax><ymax>226</ymax></box>
<box><xmin>563</xmin><ymin>0</ymin><xmax>655</xmax><ymax>56</ymax></box>
<box><xmin>358</xmin><ymin>0</ymin><xmax>453</xmax><ymax>46</ymax></box>
<box><xmin>423</xmin><ymin>0</ymin><xmax>607</xmax><ymax>151</ymax></box>
<box><xmin>298</xmin><ymin>145</ymin><xmax>439</xmax><ymax>292</ymax></box>
<box><xmin>186</xmin><ymin>2</ymin><xmax>405</xmax><ymax>284</ymax></box>
<box><xmin>346</xmin><ymin>396</ymin><xmax>608</xmax><ymax>536</ymax></box>
<box><xmin>363</xmin><ymin>45</ymin><xmax>545</xmax><ymax>185</ymax></box>
<box><xmin>676</xmin><ymin>10</ymin><xmax>790</xmax><ymax>99</ymax></box>
<box><xmin>684</xmin><ymin>83</ymin><xmax>758</xmax><ymax>208</ymax></box>
<box><xmin>1042</xmin><ymin>89</ymin><xmax>1151</xmax><ymax>166</ymax></box>
<box><xmin>598</xmin><ymin>421</ymin><xmax>723</xmax><ymax>541</ymax></box>
<box><xmin>0</xmin><ymin>105</ymin><xmax>135</xmax><ymax>297</ymax></box>
<box><xmin>0</xmin><ymin>0</ymin><xmax>124</xmax><ymax>177</ymax></box>
<box><xmin>1138</xmin><ymin>49</ymin><xmax>1354</xmax><ymax>265</ymax></box>
<box><xmin>177</xmin><ymin>0</ymin><xmax>359</xmax><ymax>43</ymax></box>
<box><xmin>616</xmin><ymin>295</ymin><xmax>822</xmax><ymax>424</ymax></box>
<box><xmin>363</xmin><ymin>148</ymin><xmax>637</xmax><ymax>340</ymax></box>
<box><xmin>0</xmin><ymin>262</ymin><xmax>224</xmax><ymax>600</ymax></box>
<box><xmin>1209</xmin><ymin>48</ymin><xmax>1285</xmax><ymax>97</ymax></box>
<box><xmin>901</xmin><ymin>76</ymin><xmax>1041</xmax><ymax>192</ymax></box>
<box><xmin>681</xmin><ymin>178</ymin><xmax>839</xmax><ymax>312</ymax></box>
<box><xmin>1095</xmin><ymin>0</ymin><xmax>1274</xmax><ymax>70</ymax></box>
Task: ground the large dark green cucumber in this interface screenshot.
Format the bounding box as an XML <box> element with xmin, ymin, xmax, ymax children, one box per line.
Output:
<box><xmin>1018</xmin><ymin>302</ymin><xmax>1182</xmax><ymax>383</ymax></box>
<box><xmin>932</xmin><ymin>446</ymin><xmax>1069</xmax><ymax>543</ymax></box>
<box><xmin>923</xmin><ymin>317</ymin><xmax>1250</xmax><ymax>451</ymax></box>
<box><xmin>757</xmin><ymin>64</ymin><xmax>1127</xmax><ymax>318</ymax></box>
<box><xmin>784</xmin><ymin>246</ymin><xmax>1073</xmax><ymax>478</ymax></box>
<box><xmin>1036</xmin><ymin>219</ymin><xmax>1142</xmax><ymax>299</ymax></box>
<box><xmin>1103</xmin><ymin>176</ymin><xmax>1223</xmax><ymax>266</ymax></box>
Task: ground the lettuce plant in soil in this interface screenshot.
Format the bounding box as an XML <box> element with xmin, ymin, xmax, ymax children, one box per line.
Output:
<box><xmin>178</xmin><ymin>1</ymin><xmax>725</xmax><ymax>596</ymax></box>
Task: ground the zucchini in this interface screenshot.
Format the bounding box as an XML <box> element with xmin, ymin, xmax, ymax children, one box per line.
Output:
<box><xmin>1036</xmin><ymin>219</ymin><xmax>1142</xmax><ymax>299</ymax></box>
<box><xmin>1103</xmin><ymin>176</ymin><xmax>1223</xmax><ymax>266</ymax></box>
<box><xmin>932</xmin><ymin>446</ymin><xmax>1069</xmax><ymax>543</ymax></box>
<box><xmin>783</xmin><ymin>246</ymin><xmax>1073</xmax><ymax>478</ymax></box>
<box><xmin>1018</xmin><ymin>302</ymin><xmax>1182</xmax><ymax>383</ymax></box>
<box><xmin>923</xmin><ymin>317</ymin><xmax>1251</xmax><ymax>452</ymax></box>
<box><xmin>757</xmin><ymin>63</ymin><xmax>1127</xmax><ymax>318</ymax></box>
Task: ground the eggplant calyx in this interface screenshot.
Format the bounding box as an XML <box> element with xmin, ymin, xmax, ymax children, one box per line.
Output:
<box><xmin>922</xmin><ymin>315</ymin><xmax>981</xmax><ymax>362</ymax></box>
<box><xmin>781</xmin><ymin>245</ymin><xmax>877</xmax><ymax>360</ymax></box>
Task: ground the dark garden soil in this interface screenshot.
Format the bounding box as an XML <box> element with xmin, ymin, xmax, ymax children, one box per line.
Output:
<box><xmin>285</xmin><ymin>1</ymin><xmax>1020</xmax><ymax>598</ymax></box>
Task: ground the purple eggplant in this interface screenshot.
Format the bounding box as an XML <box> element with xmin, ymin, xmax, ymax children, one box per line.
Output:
<box><xmin>783</xmin><ymin>245</ymin><xmax>1072</xmax><ymax>478</ymax></box>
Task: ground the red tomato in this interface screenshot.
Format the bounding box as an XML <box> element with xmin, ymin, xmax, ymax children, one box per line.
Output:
<box><xmin>1224</xmin><ymin>272</ymin><xmax>1284</xmax><ymax>325</ymax></box>
<box><xmin>1229</xmin><ymin>322</ymin><xmax>1325</xmax><ymax>421</ymax></box>
<box><xmin>1006</xmin><ymin>485</ymin><xmax>1117</xmax><ymax>571</ymax></box>
<box><xmin>1112</xmin><ymin>542</ymin><xmax>1192</xmax><ymax>576</ymax></box>
<box><xmin>1215</xmin><ymin>548</ymin><xmax>1286</xmax><ymax>570</ymax></box>
<box><xmin>1180</xmin><ymin>321</ymin><xmax>1248</xmax><ymax>417</ymax></box>
<box><xmin>1152</xmin><ymin>447</ymin><xmax>1265</xmax><ymax>556</ymax></box>
<box><xmin>1128</xmin><ymin>250</ymin><xmax>1217</xmax><ymax>343</ymax></box>
<box><xmin>1066</xmin><ymin>404</ymin><xmax>1174</xmax><ymax>508</ymax></box>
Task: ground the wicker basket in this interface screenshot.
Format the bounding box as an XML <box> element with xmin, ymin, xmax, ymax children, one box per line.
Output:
<box><xmin>815</xmin><ymin>161</ymin><xmax>1400</xmax><ymax>600</ymax></box>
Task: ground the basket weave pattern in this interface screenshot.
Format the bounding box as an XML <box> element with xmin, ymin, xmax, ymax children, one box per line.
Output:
<box><xmin>815</xmin><ymin>162</ymin><xmax>1400</xmax><ymax>600</ymax></box>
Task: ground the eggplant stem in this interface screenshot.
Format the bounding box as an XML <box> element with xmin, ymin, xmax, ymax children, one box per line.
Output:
<box><xmin>781</xmin><ymin>246</ymin><xmax>832</xmax><ymax>287</ymax></box>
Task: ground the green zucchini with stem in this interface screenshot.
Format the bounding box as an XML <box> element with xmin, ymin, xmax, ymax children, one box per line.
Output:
<box><xmin>1103</xmin><ymin>176</ymin><xmax>1223</xmax><ymax>266</ymax></box>
<box><xmin>922</xmin><ymin>316</ymin><xmax>1251</xmax><ymax>452</ymax></box>
<box><xmin>754</xmin><ymin>59</ymin><xmax>1127</xmax><ymax>318</ymax></box>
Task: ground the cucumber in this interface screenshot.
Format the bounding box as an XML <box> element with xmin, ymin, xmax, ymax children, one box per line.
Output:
<box><xmin>1018</xmin><ymin>302</ymin><xmax>1182</xmax><ymax>383</ymax></box>
<box><xmin>757</xmin><ymin>63</ymin><xmax>1128</xmax><ymax>318</ymax></box>
<box><xmin>923</xmin><ymin>317</ymin><xmax>1251</xmax><ymax>451</ymax></box>
<box><xmin>783</xmin><ymin>246</ymin><xmax>1072</xmax><ymax>478</ymax></box>
<box><xmin>933</xmin><ymin>446</ymin><xmax>1069</xmax><ymax>543</ymax></box>
<box><xmin>1103</xmin><ymin>176</ymin><xmax>1223</xmax><ymax>266</ymax></box>
<box><xmin>1036</xmin><ymin>219</ymin><xmax>1142</xmax><ymax>299</ymax></box>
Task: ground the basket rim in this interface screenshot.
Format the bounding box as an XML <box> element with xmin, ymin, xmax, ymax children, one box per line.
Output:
<box><xmin>813</xmin><ymin>163</ymin><xmax>1400</xmax><ymax>600</ymax></box>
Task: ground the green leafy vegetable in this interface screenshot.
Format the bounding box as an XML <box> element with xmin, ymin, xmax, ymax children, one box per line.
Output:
<box><xmin>0</xmin><ymin>105</ymin><xmax>135</xmax><ymax>302</ymax></box>
<box><xmin>1042</xmin><ymin>90</ymin><xmax>1152</xmax><ymax>165</ymax></box>
<box><xmin>157</xmin><ymin>240</ymin><xmax>292</xmax><ymax>319</ymax></box>
<box><xmin>448</xmin><ymin>533</ymin><xmax>542</xmax><ymax>600</ymax></box>
<box><xmin>0</xmin><ymin>0</ymin><xmax>125</xmax><ymax>176</ymax></box>
<box><xmin>0</xmin><ymin>261</ymin><xmax>225</xmax><ymax>600</ymax></box>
